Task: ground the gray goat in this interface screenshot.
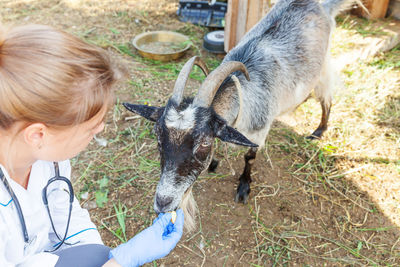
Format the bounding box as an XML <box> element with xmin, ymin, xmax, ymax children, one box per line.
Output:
<box><xmin>124</xmin><ymin>0</ymin><xmax>355</xmax><ymax>230</ymax></box>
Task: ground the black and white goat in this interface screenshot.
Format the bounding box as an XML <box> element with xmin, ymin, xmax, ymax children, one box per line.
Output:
<box><xmin>124</xmin><ymin>0</ymin><xmax>356</xmax><ymax>230</ymax></box>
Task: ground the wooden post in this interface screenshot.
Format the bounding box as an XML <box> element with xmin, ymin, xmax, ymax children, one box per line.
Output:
<box><xmin>353</xmin><ymin>0</ymin><xmax>390</xmax><ymax>19</ymax></box>
<box><xmin>224</xmin><ymin>0</ymin><xmax>271</xmax><ymax>52</ymax></box>
<box><xmin>224</xmin><ymin>0</ymin><xmax>239</xmax><ymax>53</ymax></box>
<box><xmin>237</xmin><ymin>0</ymin><xmax>249</xmax><ymax>43</ymax></box>
<box><xmin>246</xmin><ymin>0</ymin><xmax>271</xmax><ymax>32</ymax></box>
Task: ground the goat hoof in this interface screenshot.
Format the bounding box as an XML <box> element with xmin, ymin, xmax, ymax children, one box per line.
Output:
<box><xmin>235</xmin><ymin>192</ymin><xmax>249</xmax><ymax>204</ymax></box>
<box><xmin>235</xmin><ymin>182</ymin><xmax>250</xmax><ymax>204</ymax></box>
<box><xmin>307</xmin><ymin>128</ymin><xmax>324</xmax><ymax>140</ymax></box>
<box><xmin>208</xmin><ymin>159</ymin><xmax>219</xmax><ymax>173</ymax></box>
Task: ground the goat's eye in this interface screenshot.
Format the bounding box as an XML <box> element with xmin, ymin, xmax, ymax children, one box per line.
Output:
<box><xmin>194</xmin><ymin>138</ymin><xmax>213</xmax><ymax>159</ymax></box>
<box><xmin>200</xmin><ymin>140</ymin><xmax>212</xmax><ymax>148</ymax></box>
<box><xmin>194</xmin><ymin>139</ymin><xmax>212</xmax><ymax>162</ymax></box>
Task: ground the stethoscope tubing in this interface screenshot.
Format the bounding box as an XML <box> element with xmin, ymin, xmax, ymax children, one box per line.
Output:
<box><xmin>0</xmin><ymin>169</ymin><xmax>30</xmax><ymax>243</ymax></box>
<box><xmin>0</xmin><ymin>162</ymin><xmax>74</xmax><ymax>252</ymax></box>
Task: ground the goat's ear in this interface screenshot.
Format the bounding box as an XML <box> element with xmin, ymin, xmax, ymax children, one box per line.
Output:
<box><xmin>213</xmin><ymin>118</ymin><xmax>258</xmax><ymax>147</ymax></box>
<box><xmin>123</xmin><ymin>102</ymin><xmax>164</xmax><ymax>122</ymax></box>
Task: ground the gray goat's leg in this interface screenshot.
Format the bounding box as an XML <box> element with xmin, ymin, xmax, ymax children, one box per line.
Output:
<box><xmin>235</xmin><ymin>147</ymin><xmax>258</xmax><ymax>204</ymax></box>
<box><xmin>308</xmin><ymin>62</ymin><xmax>334</xmax><ymax>139</ymax></box>
<box><xmin>308</xmin><ymin>100</ymin><xmax>331</xmax><ymax>139</ymax></box>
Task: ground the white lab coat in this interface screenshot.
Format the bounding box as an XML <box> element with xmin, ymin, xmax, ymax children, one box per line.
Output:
<box><xmin>0</xmin><ymin>160</ymin><xmax>103</xmax><ymax>267</ymax></box>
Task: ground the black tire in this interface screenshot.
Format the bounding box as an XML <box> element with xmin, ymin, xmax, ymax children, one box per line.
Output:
<box><xmin>203</xmin><ymin>30</ymin><xmax>225</xmax><ymax>53</ymax></box>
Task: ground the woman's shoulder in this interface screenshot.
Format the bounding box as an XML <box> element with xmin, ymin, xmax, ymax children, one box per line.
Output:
<box><xmin>34</xmin><ymin>160</ymin><xmax>71</xmax><ymax>179</ymax></box>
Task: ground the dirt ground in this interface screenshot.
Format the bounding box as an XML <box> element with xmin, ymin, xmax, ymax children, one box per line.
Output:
<box><xmin>1</xmin><ymin>0</ymin><xmax>400</xmax><ymax>266</ymax></box>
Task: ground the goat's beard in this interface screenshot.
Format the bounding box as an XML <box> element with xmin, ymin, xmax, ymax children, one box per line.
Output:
<box><xmin>179</xmin><ymin>186</ymin><xmax>198</xmax><ymax>232</ymax></box>
<box><xmin>178</xmin><ymin>151</ymin><xmax>213</xmax><ymax>232</ymax></box>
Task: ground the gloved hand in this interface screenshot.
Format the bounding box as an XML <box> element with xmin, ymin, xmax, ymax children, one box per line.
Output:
<box><xmin>109</xmin><ymin>209</ymin><xmax>184</xmax><ymax>267</ymax></box>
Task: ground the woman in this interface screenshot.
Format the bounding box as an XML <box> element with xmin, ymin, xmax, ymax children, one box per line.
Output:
<box><xmin>0</xmin><ymin>24</ymin><xmax>184</xmax><ymax>267</ymax></box>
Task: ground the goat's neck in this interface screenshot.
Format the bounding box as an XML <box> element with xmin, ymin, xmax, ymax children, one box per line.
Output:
<box><xmin>211</xmin><ymin>81</ymin><xmax>240</xmax><ymax>126</ymax></box>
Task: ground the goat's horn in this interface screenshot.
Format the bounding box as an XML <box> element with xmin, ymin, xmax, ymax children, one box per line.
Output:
<box><xmin>170</xmin><ymin>56</ymin><xmax>209</xmax><ymax>105</ymax></box>
<box><xmin>193</xmin><ymin>61</ymin><xmax>250</xmax><ymax>107</ymax></box>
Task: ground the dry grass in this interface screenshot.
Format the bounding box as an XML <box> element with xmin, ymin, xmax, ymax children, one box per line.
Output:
<box><xmin>1</xmin><ymin>1</ymin><xmax>400</xmax><ymax>266</ymax></box>
<box><xmin>291</xmin><ymin>15</ymin><xmax>400</xmax><ymax>226</ymax></box>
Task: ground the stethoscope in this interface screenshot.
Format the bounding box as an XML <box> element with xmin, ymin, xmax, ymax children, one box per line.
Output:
<box><xmin>0</xmin><ymin>162</ymin><xmax>74</xmax><ymax>252</ymax></box>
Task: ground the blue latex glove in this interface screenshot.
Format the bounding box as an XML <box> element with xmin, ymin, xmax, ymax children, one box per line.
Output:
<box><xmin>109</xmin><ymin>209</ymin><xmax>184</xmax><ymax>267</ymax></box>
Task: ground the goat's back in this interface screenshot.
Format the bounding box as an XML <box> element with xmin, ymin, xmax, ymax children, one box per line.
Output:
<box><xmin>226</xmin><ymin>0</ymin><xmax>332</xmax><ymax>80</ymax></box>
<box><xmin>218</xmin><ymin>0</ymin><xmax>334</xmax><ymax>131</ymax></box>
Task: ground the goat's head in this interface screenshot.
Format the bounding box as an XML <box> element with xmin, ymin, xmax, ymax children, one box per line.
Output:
<box><xmin>124</xmin><ymin>56</ymin><xmax>257</xmax><ymax>226</ymax></box>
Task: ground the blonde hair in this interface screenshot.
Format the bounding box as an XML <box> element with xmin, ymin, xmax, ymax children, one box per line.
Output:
<box><xmin>0</xmin><ymin>24</ymin><xmax>123</xmax><ymax>130</ymax></box>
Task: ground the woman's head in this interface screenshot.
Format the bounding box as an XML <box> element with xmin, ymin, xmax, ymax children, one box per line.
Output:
<box><xmin>0</xmin><ymin>24</ymin><xmax>124</xmax><ymax>162</ymax></box>
<box><xmin>0</xmin><ymin>24</ymin><xmax>122</xmax><ymax>130</ymax></box>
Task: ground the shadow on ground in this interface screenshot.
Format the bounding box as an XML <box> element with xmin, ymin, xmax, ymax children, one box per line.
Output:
<box><xmin>2</xmin><ymin>1</ymin><xmax>399</xmax><ymax>266</ymax></box>
<box><xmin>148</xmin><ymin>120</ymin><xmax>400</xmax><ymax>266</ymax></box>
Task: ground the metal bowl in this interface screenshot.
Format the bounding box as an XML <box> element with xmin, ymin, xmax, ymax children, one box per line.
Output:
<box><xmin>132</xmin><ymin>31</ymin><xmax>191</xmax><ymax>62</ymax></box>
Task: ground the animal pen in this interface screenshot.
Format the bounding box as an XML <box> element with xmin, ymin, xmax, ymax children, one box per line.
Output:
<box><xmin>1</xmin><ymin>0</ymin><xmax>398</xmax><ymax>266</ymax></box>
